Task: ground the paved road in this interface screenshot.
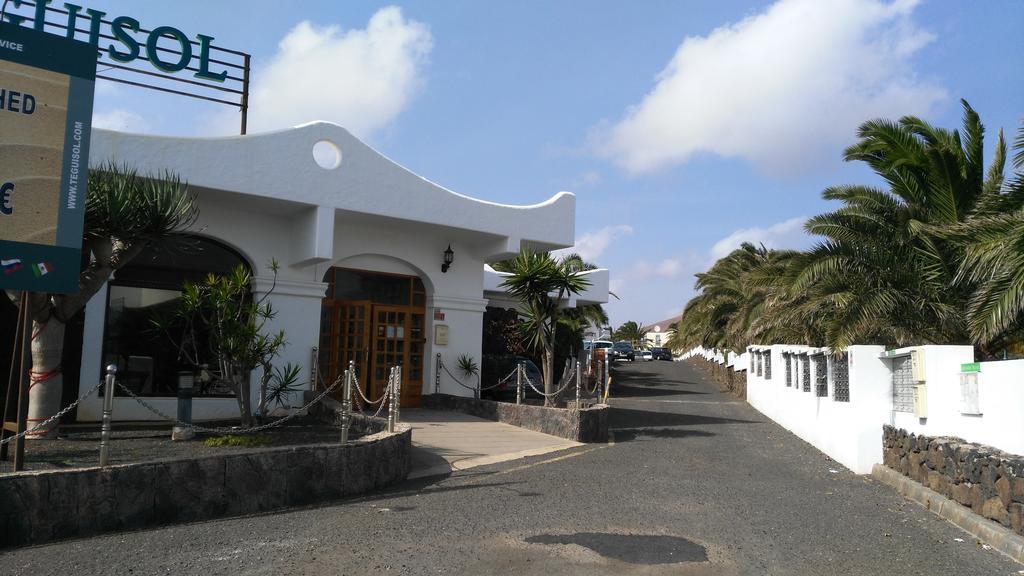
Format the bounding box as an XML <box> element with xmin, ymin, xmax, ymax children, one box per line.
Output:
<box><xmin>3</xmin><ymin>361</ymin><xmax>1021</xmax><ymax>575</ymax></box>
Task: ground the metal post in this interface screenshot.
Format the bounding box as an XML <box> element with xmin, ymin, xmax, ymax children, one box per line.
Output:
<box><xmin>394</xmin><ymin>364</ymin><xmax>402</xmax><ymax>425</ymax></box>
<box><xmin>598</xmin><ymin>352</ymin><xmax>606</xmax><ymax>401</ymax></box>
<box><xmin>387</xmin><ymin>367</ymin><xmax>396</xmax><ymax>433</ymax></box>
<box><xmin>435</xmin><ymin>353</ymin><xmax>442</xmax><ymax>395</ymax></box>
<box><xmin>310</xmin><ymin>346</ymin><xmax>319</xmax><ymax>391</ymax></box>
<box><xmin>99</xmin><ymin>365</ymin><xmax>117</xmax><ymax>467</ymax></box>
<box><xmin>172</xmin><ymin>371</ymin><xmax>194</xmax><ymax>441</ymax></box>
<box><xmin>516</xmin><ymin>363</ymin><xmax>523</xmax><ymax>405</ymax></box>
<box><xmin>240</xmin><ymin>53</ymin><xmax>250</xmax><ymax>135</ymax></box>
<box><xmin>340</xmin><ymin>360</ymin><xmax>353</xmax><ymax>444</ymax></box>
<box><xmin>575</xmin><ymin>360</ymin><xmax>581</xmax><ymax>409</ymax></box>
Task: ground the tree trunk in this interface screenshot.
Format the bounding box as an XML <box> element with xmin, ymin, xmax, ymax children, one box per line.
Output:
<box><xmin>235</xmin><ymin>370</ymin><xmax>253</xmax><ymax>428</ymax></box>
<box><xmin>26</xmin><ymin>317</ymin><xmax>65</xmax><ymax>439</ymax></box>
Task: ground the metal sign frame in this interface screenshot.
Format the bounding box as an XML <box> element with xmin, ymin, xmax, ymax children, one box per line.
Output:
<box><xmin>2</xmin><ymin>0</ymin><xmax>251</xmax><ymax>133</ymax></box>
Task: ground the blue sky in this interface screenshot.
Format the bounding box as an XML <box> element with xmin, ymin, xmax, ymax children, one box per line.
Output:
<box><xmin>10</xmin><ymin>0</ymin><xmax>1022</xmax><ymax>328</ymax></box>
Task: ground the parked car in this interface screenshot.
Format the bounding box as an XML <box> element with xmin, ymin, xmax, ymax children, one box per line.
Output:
<box><xmin>609</xmin><ymin>341</ymin><xmax>635</xmax><ymax>362</ymax></box>
<box><xmin>650</xmin><ymin>347</ymin><xmax>673</xmax><ymax>361</ymax></box>
<box><xmin>480</xmin><ymin>354</ymin><xmax>544</xmax><ymax>401</ymax></box>
<box><xmin>584</xmin><ymin>340</ymin><xmax>613</xmax><ymax>353</ymax></box>
<box><xmin>637</xmin><ymin>349</ymin><xmax>653</xmax><ymax>361</ymax></box>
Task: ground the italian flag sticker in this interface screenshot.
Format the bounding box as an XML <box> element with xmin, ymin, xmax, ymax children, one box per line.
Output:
<box><xmin>32</xmin><ymin>262</ymin><xmax>54</xmax><ymax>277</ymax></box>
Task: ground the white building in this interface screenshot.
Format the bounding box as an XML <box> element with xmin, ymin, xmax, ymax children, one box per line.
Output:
<box><xmin>643</xmin><ymin>314</ymin><xmax>681</xmax><ymax>348</ymax></box>
<box><xmin>71</xmin><ymin>123</ymin><xmax>608</xmax><ymax>421</ymax></box>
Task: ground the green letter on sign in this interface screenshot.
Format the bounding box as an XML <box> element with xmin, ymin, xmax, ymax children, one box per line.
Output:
<box><xmin>146</xmin><ymin>26</ymin><xmax>192</xmax><ymax>73</ymax></box>
<box><xmin>108</xmin><ymin>16</ymin><xmax>141</xmax><ymax>62</ymax></box>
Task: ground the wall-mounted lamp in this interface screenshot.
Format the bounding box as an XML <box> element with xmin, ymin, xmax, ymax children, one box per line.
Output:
<box><xmin>441</xmin><ymin>244</ymin><xmax>455</xmax><ymax>273</ymax></box>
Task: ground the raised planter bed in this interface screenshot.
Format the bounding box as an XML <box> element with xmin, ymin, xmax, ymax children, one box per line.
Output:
<box><xmin>420</xmin><ymin>393</ymin><xmax>608</xmax><ymax>443</ymax></box>
<box><xmin>0</xmin><ymin>414</ymin><xmax>410</xmax><ymax>548</ymax></box>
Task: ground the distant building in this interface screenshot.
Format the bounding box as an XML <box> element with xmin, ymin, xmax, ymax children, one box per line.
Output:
<box><xmin>642</xmin><ymin>314</ymin><xmax>681</xmax><ymax>348</ymax></box>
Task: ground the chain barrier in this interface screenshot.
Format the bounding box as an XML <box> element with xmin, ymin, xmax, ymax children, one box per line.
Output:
<box><xmin>520</xmin><ymin>366</ymin><xmax>574</xmax><ymax>398</ymax></box>
<box><xmin>114</xmin><ymin>374</ymin><xmax>345</xmax><ymax>435</ymax></box>
<box><xmin>0</xmin><ymin>380</ymin><xmax>105</xmax><ymax>446</ymax></box>
<box><xmin>437</xmin><ymin>358</ymin><xmax>515</xmax><ymax>392</ymax></box>
<box><xmin>556</xmin><ymin>363</ymin><xmax>577</xmax><ymax>391</ymax></box>
<box><xmin>348</xmin><ymin>370</ymin><xmax>390</xmax><ymax>406</ymax></box>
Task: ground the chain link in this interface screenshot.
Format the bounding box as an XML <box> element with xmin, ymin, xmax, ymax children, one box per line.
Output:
<box><xmin>437</xmin><ymin>358</ymin><xmax>513</xmax><ymax>392</ymax></box>
<box><xmin>349</xmin><ymin>369</ymin><xmax>390</xmax><ymax>406</ymax></box>
<box><xmin>0</xmin><ymin>380</ymin><xmax>105</xmax><ymax>446</ymax></box>
<box><xmin>114</xmin><ymin>374</ymin><xmax>345</xmax><ymax>435</ymax></box>
<box><xmin>520</xmin><ymin>366</ymin><xmax>573</xmax><ymax>398</ymax></box>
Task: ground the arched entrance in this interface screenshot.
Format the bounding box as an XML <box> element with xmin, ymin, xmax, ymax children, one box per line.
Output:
<box><xmin>319</xmin><ymin>267</ymin><xmax>426</xmax><ymax>407</ymax></box>
<box><xmin>101</xmin><ymin>235</ymin><xmax>250</xmax><ymax>397</ymax></box>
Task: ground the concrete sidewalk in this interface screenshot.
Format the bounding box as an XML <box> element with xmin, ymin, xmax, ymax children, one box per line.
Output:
<box><xmin>403</xmin><ymin>408</ymin><xmax>581</xmax><ymax>479</ymax></box>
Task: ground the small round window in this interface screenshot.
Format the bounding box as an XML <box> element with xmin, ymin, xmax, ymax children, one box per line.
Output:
<box><xmin>312</xmin><ymin>140</ymin><xmax>342</xmax><ymax>169</ymax></box>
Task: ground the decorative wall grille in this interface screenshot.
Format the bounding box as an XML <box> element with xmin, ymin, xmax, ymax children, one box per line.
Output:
<box><xmin>813</xmin><ymin>354</ymin><xmax>828</xmax><ymax>397</ymax></box>
<box><xmin>764</xmin><ymin>352</ymin><xmax>772</xmax><ymax>380</ymax></box>
<box><xmin>892</xmin><ymin>355</ymin><xmax>915</xmax><ymax>412</ymax></box>
<box><xmin>756</xmin><ymin>353</ymin><xmax>762</xmax><ymax>376</ymax></box>
<box><xmin>831</xmin><ymin>354</ymin><xmax>850</xmax><ymax>402</ymax></box>
<box><xmin>783</xmin><ymin>353</ymin><xmax>792</xmax><ymax>387</ymax></box>
<box><xmin>801</xmin><ymin>355</ymin><xmax>810</xmax><ymax>392</ymax></box>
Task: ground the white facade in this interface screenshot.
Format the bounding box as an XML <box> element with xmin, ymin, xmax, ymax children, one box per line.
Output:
<box><xmin>75</xmin><ymin>123</ymin><xmax>608</xmax><ymax>421</ymax></box>
<box><xmin>691</xmin><ymin>343</ymin><xmax>1024</xmax><ymax>474</ymax></box>
<box><xmin>642</xmin><ymin>314</ymin><xmax>680</xmax><ymax>348</ymax></box>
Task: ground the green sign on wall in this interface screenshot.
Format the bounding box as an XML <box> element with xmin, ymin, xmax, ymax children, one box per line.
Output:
<box><xmin>0</xmin><ymin>23</ymin><xmax>95</xmax><ymax>294</ymax></box>
<box><xmin>960</xmin><ymin>362</ymin><xmax>981</xmax><ymax>373</ymax></box>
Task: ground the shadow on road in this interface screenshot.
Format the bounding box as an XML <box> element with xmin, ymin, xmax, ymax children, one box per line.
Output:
<box><xmin>612</xmin><ymin>383</ymin><xmax>707</xmax><ymax>398</ymax></box>
<box><xmin>612</xmin><ymin>428</ymin><xmax>717</xmax><ymax>442</ymax></box>
<box><xmin>610</xmin><ymin>407</ymin><xmax>759</xmax><ymax>430</ymax></box>
<box><xmin>611</xmin><ymin>366</ymin><xmax>709</xmax><ymax>389</ymax></box>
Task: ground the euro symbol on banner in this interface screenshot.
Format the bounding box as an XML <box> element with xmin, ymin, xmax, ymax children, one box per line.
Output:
<box><xmin>0</xmin><ymin>182</ymin><xmax>13</xmax><ymax>216</ymax></box>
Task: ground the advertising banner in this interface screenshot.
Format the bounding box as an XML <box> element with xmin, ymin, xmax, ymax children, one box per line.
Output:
<box><xmin>0</xmin><ymin>23</ymin><xmax>95</xmax><ymax>294</ymax></box>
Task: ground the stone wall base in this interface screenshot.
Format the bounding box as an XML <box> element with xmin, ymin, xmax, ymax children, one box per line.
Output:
<box><xmin>421</xmin><ymin>394</ymin><xmax>608</xmax><ymax>443</ymax></box>
<box><xmin>882</xmin><ymin>425</ymin><xmax>1024</xmax><ymax>538</ymax></box>
<box><xmin>0</xmin><ymin>425</ymin><xmax>410</xmax><ymax>548</ymax></box>
<box><xmin>872</xmin><ymin>464</ymin><xmax>1024</xmax><ymax>563</ymax></box>
<box><xmin>690</xmin><ymin>357</ymin><xmax>747</xmax><ymax>399</ymax></box>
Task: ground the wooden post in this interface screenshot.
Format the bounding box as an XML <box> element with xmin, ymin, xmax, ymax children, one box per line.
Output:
<box><xmin>1</xmin><ymin>292</ymin><xmax>33</xmax><ymax>471</ymax></box>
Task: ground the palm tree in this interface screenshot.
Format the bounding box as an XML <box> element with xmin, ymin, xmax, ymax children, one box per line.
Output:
<box><xmin>17</xmin><ymin>163</ymin><xmax>197</xmax><ymax>436</ymax></box>
<box><xmin>783</xmin><ymin>100</ymin><xmax>1006</xmax><ymax>349</ymax></box>
<box><xmin>675</xmin><ymin>243</ymin><xmax>800</xmax><ymax>352</ymax></box>
<box><xmin>613</xmin><ymin>321</ymin><xmax>648</xmax><ymax>348</ymax></box>
<box><xmin>498</xmin><ymin>249</ymin><xmax>590</xmax><ymax>405</ymax></box>
<box><xmin>943</xmin><ymin>124</ymin><xmax>1024</xmax><ymax>352</ymax></box>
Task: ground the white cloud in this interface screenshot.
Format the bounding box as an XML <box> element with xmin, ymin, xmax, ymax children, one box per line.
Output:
<box><xmin>553</xmin><ymin>224</ymin><xmax>633</xmax><ymax>262</ymax></box>
<box><xmin>225</xmin><ymin>7</ymin><xmax>432</xmax><ymax>138</ymax></box>
<box><xmin>567</xmin><ymin>170</ymin><xmax>602</xmax><ymax>188</ymax></box>
<box><xmin>597</xmin><ymin>0</ymin><xmax>946</xmax><ymax>174</ymax></box>
<box><xmin>633</xmin><ymin>258</ymin><xmax>685</xmax><ymax>279</ymax></box>
<box><xmin>710</xmin><ymin>216</ymin><xmax>808</xmax><ymax>260</ymax></box>
<box><xmin>92</xmin><ymin>109</ymin><xmax>150</xmax><ymax>133</ymax></box>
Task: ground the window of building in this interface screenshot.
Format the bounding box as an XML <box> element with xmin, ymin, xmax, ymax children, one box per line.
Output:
<box><xmin>891</xmin><ymin>355</ymin><xmax>915</xmax><ymax>412</ymax></box>
<box><xmin>102</xmin><ymin>236</ymin><xmax>250</xmax><ymax>397</ymax></box>
<box><xmin>831</xmin><ymin>354</ymin><xmax>850</xmax><ymax>402</ymax></box>
<box><xmin>812</xmin><ymin>354</ymin><xmax>827</xmax><ymax>397</ymax></box>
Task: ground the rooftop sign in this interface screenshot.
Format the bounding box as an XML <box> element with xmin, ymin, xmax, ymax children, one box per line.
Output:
<box><xmin>1</xmin><ymin>0</ymin><xmax>251</xmax><ymax>132</ymax></box>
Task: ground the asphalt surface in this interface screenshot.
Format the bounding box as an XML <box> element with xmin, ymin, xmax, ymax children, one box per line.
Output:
<box><xmin>3</xmin><ymin>360</ymin><xmax>1021</xmax><ymax>575</ymax></box>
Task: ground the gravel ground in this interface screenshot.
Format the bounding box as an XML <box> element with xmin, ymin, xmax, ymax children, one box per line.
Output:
<box><xmin>0</xmin><ymin>418</ymin><xmax>349</xmax><ymax>473</ymax></box>
<box><xmin>1</xmin><ymin>360</ymin><xmax>1020</xmax><ymax>575</ymax></box>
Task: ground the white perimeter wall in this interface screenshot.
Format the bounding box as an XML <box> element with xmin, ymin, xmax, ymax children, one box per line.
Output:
<box><xmin>689</xmin><ymin>344</ymin><xmax>1024</xmax><ymax>474</ymax></box>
